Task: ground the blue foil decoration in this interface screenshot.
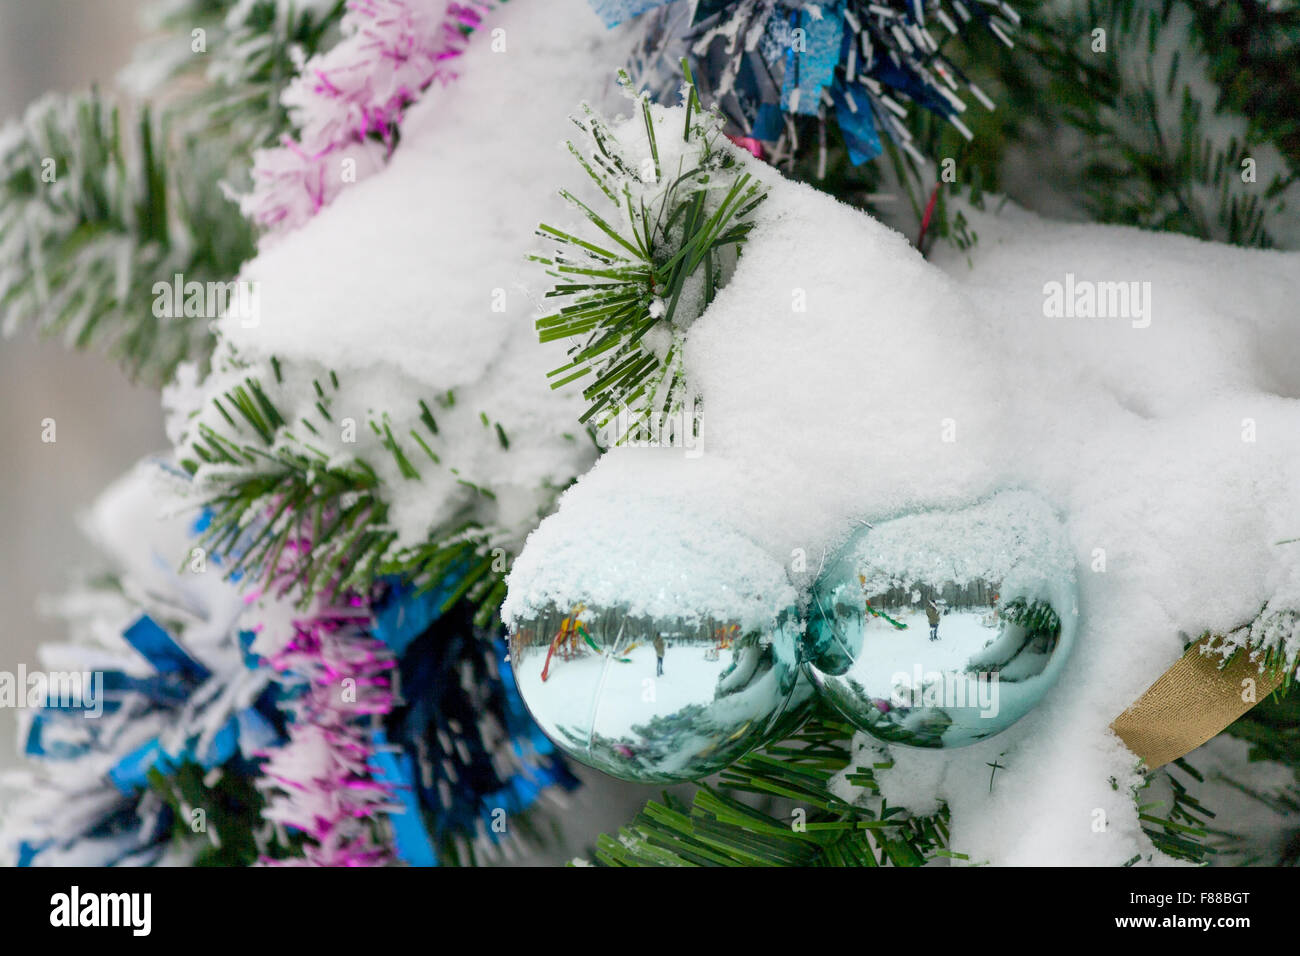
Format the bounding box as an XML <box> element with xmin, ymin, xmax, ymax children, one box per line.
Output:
<box><xmin>375</xmin><ymin>580</ymin><xmax>579</xmax><ymax>861</ymax></box>
<box><xmin>604</xmin><ymin>0</ymin><xmax>1012</xmax><ymax>165</ymax></box>
<box><xmin>122</xmin><ymin>615</ymin><xmax>211</xmax><ymax>683</ymax></box>
<box><xmin>370</xmin><ymin>728</ymin><xmax>439</xmax><ymax>866</ymax></box>
<box><xmin>14</xmin><ymin>608</ymin><xmax>285</xmax><ymax>866</ymax></box>
<box><xmin>780</xmin><ymin>4</ymin><xmax>844</xmax><ymax>116</ymax></box>
<box><xmin>371</xmin><ymin>571</ymin><xmax>469</xmax><ymax>657</ymax></box>
<box><xmin>589</xmin><ymin>0</ymin><xmax>675</xmax><ymax>28</ymax></box>
<box><xmin>832</xmin><ymin>80</ymin><xmax>883</xmax><ymax>164</ymax></box>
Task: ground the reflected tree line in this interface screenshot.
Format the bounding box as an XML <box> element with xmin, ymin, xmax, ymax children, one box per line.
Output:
<box><xmin>510</xmin><ymin>604</ymin><xmax>758</xmax><ymax>663</ymax></box>
<box><xmin>864</xmin><ymin>579</ymin><xmax>999</xmax><ymax>611</ymax></box>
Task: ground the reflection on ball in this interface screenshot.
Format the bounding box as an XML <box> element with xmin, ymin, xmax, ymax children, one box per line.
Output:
<box><xmin>508</xmin><ymin>604</ymin><xmax>805</xmax><ymax>782</ymax></box>
<box><xmin>803</xmin><ymin>491</ymin><xmax>1078</xmax><ymax>748</ymax></box>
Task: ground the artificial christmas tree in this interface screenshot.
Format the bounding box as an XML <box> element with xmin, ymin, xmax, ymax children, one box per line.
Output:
<box><xmin>0</xmin><ymin>0</ymin><xmax>1297</xmax><ymax>871</ymax></box>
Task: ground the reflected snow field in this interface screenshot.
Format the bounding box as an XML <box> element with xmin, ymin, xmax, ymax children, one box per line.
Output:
<box><xmin>804</xmin><ymin>494</ymin><xmax>1079</xmax><ymax>748</ymax></box>
<box><xmin>807</xmin><ymin>599</ymin><xmax>1065</xmax><ymax>748</ymax></box>
<box><xmin>509</xmin><ymin>607</ymin><xmax>805</xmax><ymax>782</ymax></box>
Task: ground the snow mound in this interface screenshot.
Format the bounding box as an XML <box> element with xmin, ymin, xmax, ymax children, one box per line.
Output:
<box><xmin>168</xmin><ymin>0</ymin><xmax>638</xmax><ymax>553</ymax></box>
<box><xmin>508</xmin><ymin>144</ymin><xmax>1300</xmax><ymax>863</ymax></box>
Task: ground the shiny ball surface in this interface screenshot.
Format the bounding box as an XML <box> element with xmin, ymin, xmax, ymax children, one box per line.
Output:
<box><xmin>508</xmin><ymin>605</ymin><xmax>806</xmax><ymax>782</ymax></box>
<box><xmin>803</xmin><ymin>491</ymin><xmax>1078</xmax><ymax>748</ymax></box>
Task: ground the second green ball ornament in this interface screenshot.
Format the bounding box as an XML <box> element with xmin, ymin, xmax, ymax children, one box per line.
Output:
<box><xmin>803</xmin><ymin>491</ymin><xmax>1079</xmax><ymax>748</ymax></box>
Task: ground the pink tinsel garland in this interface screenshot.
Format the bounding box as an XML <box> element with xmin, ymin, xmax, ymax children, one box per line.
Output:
<box><xmin>242</xmin><ymin>0</ymin><xmax>495</xmax><ymax>235</ymax></box>
<box><xmin>256</xmin><ymin>599</ymin><xmax>399</xmax><ymax>867</ymax></box>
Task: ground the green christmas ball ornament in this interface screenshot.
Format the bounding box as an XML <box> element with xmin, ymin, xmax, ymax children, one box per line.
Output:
<box><xmin>504</xmin><ymin>503</ymin><xmax>810</xmax><ymax>783</ymax></box>
<box><xmin>803</xmin><ymin>491</ymin><xmax>1078</xmax><ymax>748</ymax></box>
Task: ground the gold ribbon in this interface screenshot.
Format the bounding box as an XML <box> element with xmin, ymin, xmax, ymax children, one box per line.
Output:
<box><xmin>1111</xmin><ymin>636</ymin><xmax>1286</xmax><ymax>771</ymax></box>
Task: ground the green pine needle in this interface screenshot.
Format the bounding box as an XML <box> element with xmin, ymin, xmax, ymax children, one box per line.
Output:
<box><xmin>533</xmin><ymin>72</ymin><xmax>767</xmax><ymax>433</ymax></box>
<box><xmin>181</xmin><ymin>363</ymin><xmax>515</xmax><ymax>622</ymax></box>
<box><xmin>0</xmin><ymin>93</ymin><xmax>253</xmax><ymax>384</ymax></box>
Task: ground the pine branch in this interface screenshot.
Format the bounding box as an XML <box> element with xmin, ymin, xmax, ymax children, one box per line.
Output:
<box><xmin>135</xmin><ymin>0</ymin><xmax>348</xmax><ymax>149</ymax></box>
<box><xmin>898</xmin><ymin>0</ymin><xmax>1299</xmax><ymax>252</ymax></box>
<box><xmin>590</xmin><ymin>713</ymin><xmax>958</xmax><ymax>867</ymax></box>
<box><xmin>0</xmin><ymin>2</ymin><xmax>348</xmax><ymax>384</ymax></box>
<box><xmin>1135</xmin><ymin>758</ymin><xmax>1216</xmax><ymax>864</ymax></box>
<box><xmin>1183</xmin><ymin>0</ymin><xmax>1300</xmax><ymax>169</ymax></box>
<box><xmin>532</xmin><ymin>69</ymin><xmax>767</xmax><ymax>432</ymax></box>
<box><xmin>0</xmin><ymin>92</ymin><xmax>252</xmax><ymax>383</ymax></box>
<box><xmin>147</xmin><ymin>761</ymin><xmax>305</xmax><ymax>866</ymax></box>
<box><xmin>1225</xmin><ymin>676</ymin><xmax>1300</xmax><ymax>768</ymax></box>
<box><xmin>179</xmin><ymin>363</ymin><xmax>523</xmax><ymax>623</ymax></box>
<box><xmin>1077</xmin><ymin>45</ymin><xmax>1289</xmax><ymax>248</ymax></box>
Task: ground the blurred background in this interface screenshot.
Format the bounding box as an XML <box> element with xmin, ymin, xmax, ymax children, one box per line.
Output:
<box><xmin>0</xmin><ymin>0</ymin><xmax>164</xmax><ymax>774</ymax></box>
